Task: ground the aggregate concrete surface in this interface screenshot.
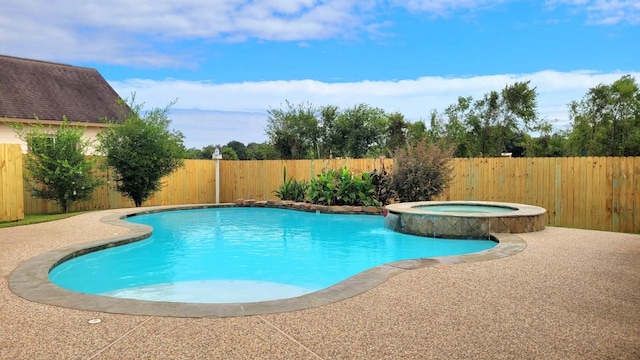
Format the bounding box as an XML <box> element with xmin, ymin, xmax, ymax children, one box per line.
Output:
<box><xmin>1</xmin><ymin>207</ymin><xmax>639</xmax><ymax>359</ymax></box>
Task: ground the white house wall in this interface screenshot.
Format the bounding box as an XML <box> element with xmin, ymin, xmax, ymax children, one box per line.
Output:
<box><xmin>0</xmin><ymin>122</ymin><xmax>107</xmax><ymax>154</ymax></box>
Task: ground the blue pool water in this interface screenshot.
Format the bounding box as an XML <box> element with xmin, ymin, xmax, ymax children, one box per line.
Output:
<box><xmin>49</xmin><ymin>208</ymin><xmax>496</xmax><ymax>303</ymax></box>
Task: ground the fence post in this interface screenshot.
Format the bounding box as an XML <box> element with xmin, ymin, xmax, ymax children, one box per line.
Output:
<box><xmin>213</xmin><ymin>147</ymin><xmax>222</xmax><ymax>204</ymax></box>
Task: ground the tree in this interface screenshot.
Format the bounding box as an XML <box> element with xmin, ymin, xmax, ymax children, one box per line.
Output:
<box><xmin>525</xmin><ymin>131</ymin><xmax>568</xmax><ymax>157</ymax></box>
<box><xmin>443</xmin><ymin>96</ymin><xmax>478</xmax><ymax>157</ymax></box>
<box><xmin>425</xmin><ymin>110</ymin><xmax>445</xmax><ymax>144</ymax></box>
<box><xmin>185</xmin><ymin>146</ymin><xmax>213</xmax><ymax>159</ymax></box>
<box><xmin>496</xmin><ymin>81</ymin><xmax>541</xmax><ymax>156</ymax></box>
<box><xmin>441</xmin><ymin>82</ymin><xmax>544</xmax><ymax>157</ymax></box>
<box><xmin>265</xmin><ymin>101</ymin><xmax>319</xmax><ymax>159</ymax></box>
<box><xmin>407</xmin><ymin>120</ymin><xmax>427</xmax><ymax>146</ymax></box>
<box><xmin>200</xmin><ymin>145</ymin><xmax>217</xmax><ymax>159</ymax></box>
<box><xmin>184</xmin><ymin>147</ymin><xmax>204</xmax><ymax>159</ymax></box>
<box><xmin>567</xmin><ymin>75</ymin><xmax>640</xmax><ymax>156</ymax></box>
<box><xmin>333</xmin><ymin>104</ymin><xmax>388</xmax><ymax>158</ymax></box>
<box><xmin>226</xmin><ymin>140</ymin><xmax>247</xmax><ymax>160</ymax></box>
<box><xmin>317</xmin><ymin>105</ymin><xmax>340</xmax><ymax>158</ymax></box>
<box><xmin>385</xmin><ymin>112</ymin><xmax>408</xmax><ymax>154</ymax></box>
<box><xmin>220</xmin><ymin>145</ymin><xmax>238</xmax><ymax>160</ymax></box>
<box><xmin>97</xmin><ymin>98</ymin><xmax>186</xmax><ymax>207</ymax></box>
<box><xmin>11</xmin><ymin>119</ymin><xmax>103</xmax><ymax>213</ymax></box>
<box><xmin>246</xmin><ymin>142</ymin><xmax>278</xmax><ymax>160</ymax></box>
<box><xmin>474</xmin><ymin>91</ymin><xmax>501</xmax><ymax>156</ymax></box>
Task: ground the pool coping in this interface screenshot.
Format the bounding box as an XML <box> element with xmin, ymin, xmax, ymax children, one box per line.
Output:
<box><xmin>9</xmin><ymin>204</ymin><xmax>527</xmax><ymax>318</ymax></box>
<box><xmin>386</xmin><ymin>200</ymin><xmax>546</xmax><ymax>218</ymax></box>
<box><xmin>385</xmin><ymin>200</ymin><xmax>547</xmax><ymax>238</ymax></box>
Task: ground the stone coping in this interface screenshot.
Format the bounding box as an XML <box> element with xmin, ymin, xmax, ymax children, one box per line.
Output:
<box><xmin>386</xmin><ymin>200</ymin><xmax>546</xmax><ymax>218</ymax></box>
<box><xmin>385</xmin><ymin>201</ymin><xmax>546</xmax><ymax>238</ymax></box>
<box><xmin>235</xmin><ymin>198</ymin><xmax>385</xmax><ymax>215</ymax></box>
<box><xmin>9</xmin><ymin>204</ymin><xmax>526</xmax><ymax>318</ymax></box>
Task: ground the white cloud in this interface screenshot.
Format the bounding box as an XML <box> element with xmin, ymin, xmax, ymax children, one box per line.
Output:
<box><xmin>110</xmin><ymin>70</ymin><xmax>640</xmax><ymax>148</ymax></box>
<box><xmin>0</xmin><ymin>0</ymin><xmax>375</xmax><ymax>66</ymax></box>
<box><xmin>547</xmin><ymin>0</ymin><xmax>640</xmax><ymax>24</ymax></box>
<box><xmin>390</xmin><ymin>0</ymin><xmax>510</xmax><ymax>16</ymax></box>
<box><xmin>3</xmin><ymin>0</ymin><xmax>633</xmax><ymax>67</ymax></box>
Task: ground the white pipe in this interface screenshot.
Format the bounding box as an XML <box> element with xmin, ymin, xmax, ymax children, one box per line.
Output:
<box><xmin>215</xmin><ymin>158</ymin><xmax>220</xmax><ymax>204</ymax></box>
<box><xmin>213</xmin><ymin>147</ymin><xmax>222</xmax><ymax>204</ymax></box>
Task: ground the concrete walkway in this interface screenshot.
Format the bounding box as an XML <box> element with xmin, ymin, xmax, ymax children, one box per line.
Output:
<box><xmin>1</xmin><ymin>208</ymin><xmax>639</xmax><ymax>359</ymax></box>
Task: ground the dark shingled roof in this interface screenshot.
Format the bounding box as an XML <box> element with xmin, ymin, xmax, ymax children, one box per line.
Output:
<box><xmin>0</xmin><ymin>54</ymin><xmax>125</xmax><ymax>123</ymax></box>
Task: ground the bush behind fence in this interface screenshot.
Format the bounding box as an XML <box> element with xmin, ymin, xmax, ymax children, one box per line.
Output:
<box><xmin>1</xmin><ymin>144</ymin><xmax>638</xmax><ymax>233</ymax></box>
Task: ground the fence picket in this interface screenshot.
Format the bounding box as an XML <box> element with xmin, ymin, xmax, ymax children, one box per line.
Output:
<box><xmin>1</xmin><ymin>146</ymin><xmax>638</xmax><ymax>232</ymax></box>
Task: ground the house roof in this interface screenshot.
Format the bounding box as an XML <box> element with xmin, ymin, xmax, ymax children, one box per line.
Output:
<box><xmin>0</xmin><ymin>54</ymin><xmax>125</xmax><ymax>124</ymax></box>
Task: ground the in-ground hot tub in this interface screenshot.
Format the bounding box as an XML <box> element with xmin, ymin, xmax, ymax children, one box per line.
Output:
<box><xmin>385</xmin><ymin>201</ymin><xmax>546</xmax><ymax>239</ymax></box>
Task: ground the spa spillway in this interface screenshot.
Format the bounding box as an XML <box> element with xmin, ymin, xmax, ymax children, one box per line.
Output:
<box><xmin>384</xmin><ymin>201</ymin><xmax>546</xmax><ymax>239</ymax></box>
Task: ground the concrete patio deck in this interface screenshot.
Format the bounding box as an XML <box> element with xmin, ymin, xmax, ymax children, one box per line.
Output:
<box><xmin>1</xmin><ymin>207</ymin><xmax>639</xmax><ymax>359</ymax></box>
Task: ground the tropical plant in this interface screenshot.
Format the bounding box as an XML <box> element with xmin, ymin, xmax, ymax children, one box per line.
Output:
<box><xmin>350</xmin><ymin>171</ymin><xmax>380</xmax><ymax>206</ymax></box>
<box><xmin>10</xmin><ymin>119</ymin><xmax>103</xmax><ymax>213</ymax></box>
<box><xmin>335</xmin><ymin>167</ymin><xmax>380</xmax><ymax>206</ymax></box>
<box><xmin>273</xmin><ymin>167</ymin><xmax>308</xmax><ymax>202</ymax></box>
<box><xmin>307</xmin><ymin>167</ymin><xmax>379</xmax><ymax>206</ymax></box>
<box><xmin>307</xmin><ymin>168</ymin><xmax>338</xmax><ymax>205</ymax></box>
<box><xmin>335</xmin><ymin>167</ymin><xmax>356</xmax><ymax>204</ymax></box>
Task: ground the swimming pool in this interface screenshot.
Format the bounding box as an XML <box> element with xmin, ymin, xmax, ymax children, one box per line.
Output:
<box><xmin>49</xmin><ymin>207</ymin><xmax>496</xmax><ymax>303</ymax></box>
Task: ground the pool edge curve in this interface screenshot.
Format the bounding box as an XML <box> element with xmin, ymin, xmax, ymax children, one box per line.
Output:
<box><xmin>9</xmin><ymin>205</ymin><xmax>527</xmax><ymax>318</ymax></box>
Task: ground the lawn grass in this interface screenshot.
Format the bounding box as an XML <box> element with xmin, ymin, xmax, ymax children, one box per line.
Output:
<box><xmin>0</xmin><ymin>211</ymin><xmax>90</xmax><ymax>228</ymax></box>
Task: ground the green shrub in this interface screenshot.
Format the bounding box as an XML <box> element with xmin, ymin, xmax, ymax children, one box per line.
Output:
<box><xmin>336</xmin><ymin>167</ymin><xmax>357</xmax><ymax>204</ymax></box>
<box><xmin>308</xmin><ymin>167</ymin><xmax>380</xmax><ymax>206</ymax></box>
<box><xmin>307</xmin><ymin>168</ymin><xmax>338</xmax><ymax>205</ymax></box>
<box><xmin>10</xmin><ymin>119</ymin><xmax>103</xmax><ymax>213</ymax></box>
<box><xmin>274</xmin><ymin>167</ymin><xmax>309</xmax><ymax>202</ymax></box>
<box><xmin>388</xmin><ymin>140</ymin><xmax>454</xmax><ymax>202</ymax></box>
<box><xmin>97</xmin><ymin>97</ymin><xmax>185</xmax><ymax>207</ymax></box>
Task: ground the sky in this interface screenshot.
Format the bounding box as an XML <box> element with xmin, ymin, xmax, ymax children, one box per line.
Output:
<box><xmin>1</xmin><ymin>0</ymin><xmax>639</xmax><ymax>149</ymax></box>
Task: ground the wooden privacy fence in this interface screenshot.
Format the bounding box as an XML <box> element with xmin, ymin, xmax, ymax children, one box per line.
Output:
<box><xmin>219</xmin><ymin>157</ymin><xmax>640</xmax><ymax>233</ymax></box>
<box><xmin>435</xmin><ymin>157</ymin><xmax>639</xmax><ymax>233</ymax></box>
<box><xmin>219</xmin><ymin>158</ymin><xmax>393</xmax><ymax>203</ymax></box>
<box><xmin>0</xmin><ymin>144</ymin><xmax>24</xmax><ymax>221</ymax></box>
<box><xmin>22</xmin><ymin>158</ymin><xmax>391</xmax><ymax>215</ymax></box>
<box><xmin>22</xmin><ymin>159</ymin><xmax>216</xmax><ymax>215</ymax></box>
<box><xmin>0</xmin><ymin>146</ymin><xmax>637</xmax><ymax>233</ymax></box>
